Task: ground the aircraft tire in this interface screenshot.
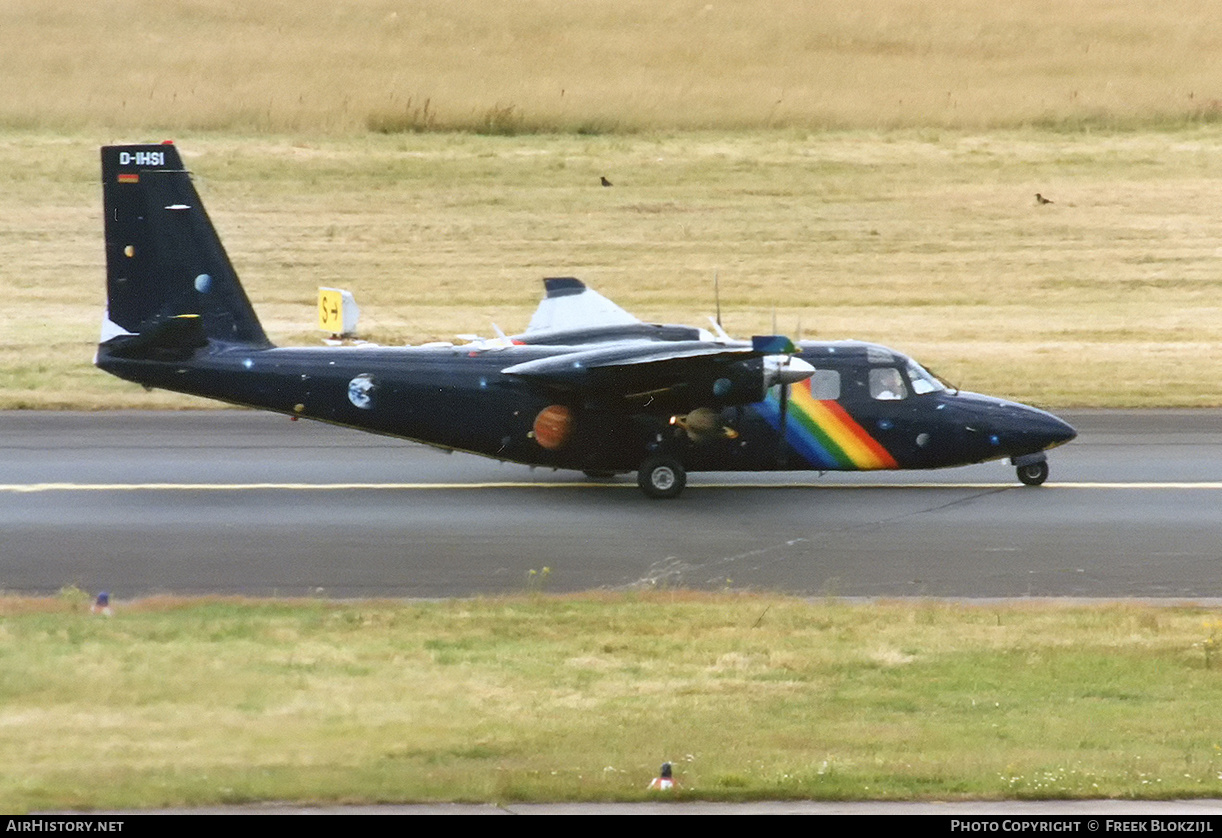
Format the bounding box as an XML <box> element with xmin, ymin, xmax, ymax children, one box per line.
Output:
<box><xmin>1016</xmin><ymin>461</ymin><xmax>1049</xmax><ymax>486</ymax></box>
<box><xmin>638</xmin><ymin>457</ymin><xmax>686</xmax><ymax>499</ymax></box>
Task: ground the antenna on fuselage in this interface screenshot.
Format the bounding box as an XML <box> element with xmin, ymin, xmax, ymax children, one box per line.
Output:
<box><xmin>708</xmin><ymin>269</ymin><xmax>733</xmax><ymax>341</ymax></box>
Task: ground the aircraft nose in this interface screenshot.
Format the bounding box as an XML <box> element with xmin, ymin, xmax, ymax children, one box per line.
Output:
<box><xmin>953</xmin><ymin>394</ymin><xmax>1076</xmax><ymax>457</ymax></box>
<box><xmin>1045</xmin><ymin>413</ymin><xmax>1077</xmax><ymax>447</ymax></box>
<box><xmin>1000</xmin><ymin>403</ymin><xmax>1077</xmax><ymax>453</ymax></box>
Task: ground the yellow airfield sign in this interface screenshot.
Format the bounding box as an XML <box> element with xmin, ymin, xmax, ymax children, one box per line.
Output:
<box><xmin>318</xmin><ymin>287</ymin><xmax>359</xmax><ymax>335</ymax></box>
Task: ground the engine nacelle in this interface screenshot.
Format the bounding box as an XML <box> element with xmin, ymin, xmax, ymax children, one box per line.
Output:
<box><xmin>709</xmin><ymin>355</ymin><xmax>816</xmax><ymax>406</ymax></box>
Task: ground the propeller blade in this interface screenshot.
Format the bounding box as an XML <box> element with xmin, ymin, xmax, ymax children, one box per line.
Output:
<box><xmin>777</xmin><ymin>382</ymin><xmax>789</xmax><ymax>467</ymax></box>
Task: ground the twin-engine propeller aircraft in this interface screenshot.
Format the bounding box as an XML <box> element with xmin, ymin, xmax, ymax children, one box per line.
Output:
<box><xmin>97</xmin><ymin>143</ymin><xmax>1076</xmax><ymax>499</ymax></box>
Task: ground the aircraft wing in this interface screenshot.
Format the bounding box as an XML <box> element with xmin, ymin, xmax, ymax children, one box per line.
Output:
<box><xmin>501</xmin><ymin>337</ymin><xmax>811</xmax><ymax>411</ymax></box>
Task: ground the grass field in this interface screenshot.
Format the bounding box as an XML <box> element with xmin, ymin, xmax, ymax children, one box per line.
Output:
<box><xmin>6</xmin><ymin>1</ymin><xmax>1222</xmax><ymax>135</ymax></box>
<box><xmin>5</xmin><ymin>128</ymin><xmax>1222</xmax><ymax>408</ymax></box>
<box><xmin>3</xmin><ymin>593</ymin><xmax>1222</xmax><ymax>810</ymax></box>
<box><xmin>5</xmin><ymin>2</ymin><xmax>1222</xmax><ymax>408</ymax></box>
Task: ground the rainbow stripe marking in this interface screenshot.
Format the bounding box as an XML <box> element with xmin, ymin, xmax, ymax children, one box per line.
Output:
<box><xmin>758</xmin><ymin>381</ymin><xmax>899</xmax><ymax>470</ymax></box>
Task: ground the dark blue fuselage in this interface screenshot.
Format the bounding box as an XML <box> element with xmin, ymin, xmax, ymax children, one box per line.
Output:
<box><xmin>98</xmin><ymin>338</ymin><xmax>1075</xmax><ymax>477</ymax></box>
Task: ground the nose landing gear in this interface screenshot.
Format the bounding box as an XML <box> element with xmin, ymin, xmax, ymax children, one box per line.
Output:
<box><xmin>1013</xmin><ymin>453</ymin><xmax>1050</xmax><ymax>486</ymax></box>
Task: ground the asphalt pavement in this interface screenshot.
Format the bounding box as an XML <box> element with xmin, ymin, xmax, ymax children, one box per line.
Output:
<box><xmin>2</xmin><ymin>409</ymin><xmax>1220</xmax><ymax>600</ymax></box>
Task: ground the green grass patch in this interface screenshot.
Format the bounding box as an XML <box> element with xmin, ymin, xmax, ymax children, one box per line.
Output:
<box><xmin>3</xmin><ymin>593</ymin><xmax>1222</xmax><ymax>810</ymax></box>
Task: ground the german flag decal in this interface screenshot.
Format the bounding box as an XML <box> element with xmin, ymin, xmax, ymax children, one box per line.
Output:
<box><xmin>117</xmin><ymin>173</ymin><xmax>139</xmax><ymax>184</ymax></box>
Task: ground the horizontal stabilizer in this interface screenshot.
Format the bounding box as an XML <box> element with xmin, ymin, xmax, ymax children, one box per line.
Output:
<box><xmin>101</xmin><ymin>314</ymin><xmax>208</xmax><ymax>361</ymax></box>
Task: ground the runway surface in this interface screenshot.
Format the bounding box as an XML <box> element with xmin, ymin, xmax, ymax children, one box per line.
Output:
<box><xmin>2</xmin><ymin>409</ymin><xmax>1220</xmax><ymax>599</ymax></box>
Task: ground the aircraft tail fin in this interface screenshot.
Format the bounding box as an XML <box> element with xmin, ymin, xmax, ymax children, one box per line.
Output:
<box><xmin>99</xmin><ymin>143</ymin><xmax>270</xmax><ymax>350</ymax></box>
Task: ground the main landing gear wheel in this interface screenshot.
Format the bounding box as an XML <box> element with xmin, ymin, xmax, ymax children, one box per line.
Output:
<box><xmin>1016</xmin><ymin>461</ymin><xmax>1049</xmax><ymax>486</ymax></box>
<box><xmin>637</xmin><ymin>456</ymin><xmax>686</xmax><ymax>499</ymax></box>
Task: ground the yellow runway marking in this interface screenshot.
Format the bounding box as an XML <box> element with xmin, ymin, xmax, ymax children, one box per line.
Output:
<box><xmin>3</xmin><ymin>481</ymin><xmax>1222</xmax><ymax>493</ymax></box>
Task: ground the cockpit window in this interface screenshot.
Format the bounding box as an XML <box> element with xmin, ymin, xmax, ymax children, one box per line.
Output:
<box><xmin>905</xmin><ymin>359</ymin><xmax>946</xmax><ymax>395</ymax></box>
<box><xmin>869</xmin><ymin>367</ymin><xmax>908</xmax><ymax>400</ymax></box>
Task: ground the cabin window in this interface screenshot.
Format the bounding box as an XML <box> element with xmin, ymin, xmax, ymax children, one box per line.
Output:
<box><xmin>809</xmin><ymin>369</ymin><xmax>840</xmax><ymax>400</ymax></box>
<box><xmin>906</xmin><ymin>359</ymin><xmax>946</xmax><ymax>395</ymax></box>
<box><xmin>869</xmin><ymin>367</ymin><xmax>908</xmax><ymax>400</ymax></box>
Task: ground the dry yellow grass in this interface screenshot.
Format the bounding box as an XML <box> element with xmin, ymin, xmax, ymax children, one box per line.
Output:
<box><xmin>5</xmin><ymin>129</ymin><xmax>1222</xmax><ymax>408</ymax></box>
<box><xmin>3</xmin><ymin>1</ymin><xmax>1222</xmax><ymax>134</ymax></box>
<box><xmin>4</xmin><ymin>2</ymin><xmax>1222</xmax><ymax>408</ymax></box>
